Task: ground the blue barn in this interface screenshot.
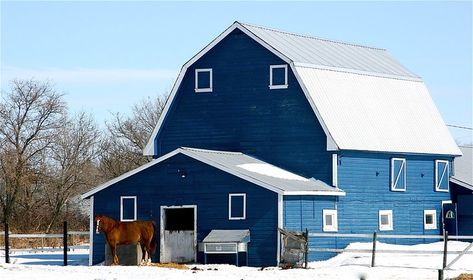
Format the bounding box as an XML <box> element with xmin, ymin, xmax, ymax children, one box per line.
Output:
<box><xmin>82</xmin><ymin>22</ymin><xmax>462</xmax><ymax>266</ymax></box>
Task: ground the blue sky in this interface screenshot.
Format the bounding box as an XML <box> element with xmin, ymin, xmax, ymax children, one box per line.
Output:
<box><xmin>1</xmin><ymin>1</ymin><xmax>472</xmax><ymax>143</ymax></box>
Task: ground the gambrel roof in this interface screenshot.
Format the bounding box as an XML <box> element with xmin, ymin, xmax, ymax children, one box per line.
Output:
<box><xmin>143</xmin><ymin>22</ymin><xmax>461</xmax><ymax>156</ymax></box>
<box><xmin>82</xmin><ymin>147</ymin><xmax>345</xmax><ymax>199</ymax></box>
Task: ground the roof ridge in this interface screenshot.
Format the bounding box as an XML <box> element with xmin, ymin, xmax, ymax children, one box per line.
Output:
<box><xmin>237</xmin><ymin>21</ymin><xmax>386</xmax><ymax>52</ymax></box>
<box><xmin>180</xmin><ymin>146</ymin><xmax>243</xmax><ymax>155</ymax></box>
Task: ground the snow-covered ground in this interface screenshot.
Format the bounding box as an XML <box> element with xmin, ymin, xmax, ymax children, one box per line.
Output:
<box><xmin>1</xmin><ymin>241</ymin><xmax>472</xmax><ymax>280</ymax></box>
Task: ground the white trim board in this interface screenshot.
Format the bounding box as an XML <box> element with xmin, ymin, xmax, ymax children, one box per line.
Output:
<box><xmin>142</xmin><ymin>21</ymin><xmax>337</xmax><ymax>156</ymax></box>
<box><xmin>228</xmin><ymin>193</ymin><xmax>246</xmax><ymax>220</ymax></box>
<box><xmin>435</xmin><ymin>160</ymin><xmax>450</xmax><ymax>192</ymax></box>
<box><xmin>120</xmin><ymin>196</ymin><xmax>137</xmax><ymax>222</ymax></box>
<box><xmin>81</xmin><ymin>147</ymin><xmax>345</xmax><ymax>199</ymax></box>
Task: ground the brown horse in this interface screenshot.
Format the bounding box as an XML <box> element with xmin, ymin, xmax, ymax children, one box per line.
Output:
<box><xmin>95</xmin><ymin>215</ymin><xmax>157</xmax><ymax>265</ymax></box>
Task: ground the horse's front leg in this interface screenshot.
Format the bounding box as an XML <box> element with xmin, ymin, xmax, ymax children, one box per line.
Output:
<box><xmin>111</xmin><ymin>244</ymin><xmax>119</xmax><ymax>265</ymax></box>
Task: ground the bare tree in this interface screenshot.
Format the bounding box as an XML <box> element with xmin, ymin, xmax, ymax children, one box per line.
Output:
<box><xmin>43</xmin><ymin>112</ymin><xmax>100</xmax><ymax>232</ymax></box>
<box><xmin>99</xmin><ymin>94</ymin><xmax>168</xmax><ymax>179</ymax></box>
<box><xmin>0</xmin><ymin>79</ymin><xmax>66</xmax><ymax>225</ymax></box>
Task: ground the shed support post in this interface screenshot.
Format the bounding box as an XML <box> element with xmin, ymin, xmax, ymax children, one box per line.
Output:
<box><xmin>4</xmin><ymin>223</ymin><xmax>9</xmax><ymax>264</ymax></box>
<box><xmin>63</xmin><ymin>221</ymin><xmax>68</xmax><ymax>266</ymax></box>
<box><xmin>371</xmin><ymin>231</ymin><xmax>377</xmax><ymax>268</ymax></box>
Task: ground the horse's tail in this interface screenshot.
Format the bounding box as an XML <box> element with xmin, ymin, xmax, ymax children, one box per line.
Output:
<box><xmin>150</xmin><ymin>221</ymin><xmax>158</xmax><ymax>254</ymax></box>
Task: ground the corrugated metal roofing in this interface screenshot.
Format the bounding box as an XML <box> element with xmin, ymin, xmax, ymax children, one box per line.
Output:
<box><xmin>240</xmin><ymin>22</ymin><xmax>419</xmax><ymax>79</ymax></box>
<box><xmin>82</xmin><ymin>147</ymin><xmax>345</xmax><ymax>198</ymax></box>
<box><xmin>180</xmin><ymin>147</ymin><xmax>344</xmax><ymax>195</ymax></box>
<box><xmin>451</xmin><ymin>146</ymin><xmax>473</xmax><ymax>189</ymax></box>
<box><xmin>203</xmin><ymin>229</ymin><xmax>250</xmax><ymax>243</ymax></box>
<box><xmin>295</xmin><ymin>66</ymin><xmax>462</xmax><ymax>155</ymax></box>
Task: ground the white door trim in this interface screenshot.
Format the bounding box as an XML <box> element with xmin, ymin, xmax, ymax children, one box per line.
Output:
<box><xmin>160</xmin><ymin>205</ymin><xmax>197</xmax><ymax>262</ymax></box>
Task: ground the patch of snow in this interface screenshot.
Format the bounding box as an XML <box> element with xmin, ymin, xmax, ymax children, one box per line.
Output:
<box><xmin>0</xmin><ymin>241</ymin><xmax>472</xmax><ymax>279</ymax></box>
<box><xmin>237</xmin><ymin>163</ymin><xmax>309</xmax><ymax>181</ymax></box>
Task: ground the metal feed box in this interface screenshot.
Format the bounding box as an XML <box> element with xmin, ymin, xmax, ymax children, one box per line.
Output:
<box><xmin>202</xmin><ymin>229</ymin><xmax>250</xmax><ymax>266</ymax></box>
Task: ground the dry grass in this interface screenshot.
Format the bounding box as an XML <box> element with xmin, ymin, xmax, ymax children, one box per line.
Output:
<box><xmin>149</xmin><ymin>263</ymin><xmax>189</xmax><ymax>270</ymax></box>
<box><xmin>452</xmin><ymin>274</ymin><xmax>473</xmax><ymax>280</ymax></box>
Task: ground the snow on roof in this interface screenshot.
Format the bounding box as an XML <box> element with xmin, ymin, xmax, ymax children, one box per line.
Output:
<box><xmin>82</xmin><ymin>147</ymin><xmax>345</xmax><ymax>199</ymax></box>
<box><xmin>143</xmin><ymin>22</ymin><xmax>460</xmax><ymax>156</ymax></box>
<box><xmin>295</xmin><ymin>66</ymin><xmax>461</xmax><ymax>155</ymax></box>
<box><xmin>451</xmin><ymin>146</ymin><xmax>473</xmax><ymax>190</ymax></box>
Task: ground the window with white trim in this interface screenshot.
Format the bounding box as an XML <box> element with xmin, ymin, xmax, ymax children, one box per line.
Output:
<box><xmin>379</xmin><ymin>210</ymin><xmax>393</xmax><ymax>231</ymax></box>
<box><xmin>323</xmin><ymin>209</ymin><xmax>338</xmax><ymax>232</ymax></box>
<box><xmin>424</xmin><ymin>210</ymin><xmax>437</xmax><ymax>230</ymax></box>
<box><xmin>228</xmin><ymin>193</ymin><xmax>246</xmax><ymax>220</ymax></box>
<box><xmin>195</xmin><ymin>68</ymin><xmax>213</xmax><ymax>93</ymax></box>
<box><xmin>120</xmin><ymin>196</ymin><xmax>137</xmax><ymax>222</ymax></box>
<box><xmin>391</xmin><ymin>158</ymin><xmax>406</xmax><ymax>191</ymax></box>
<box><xmin>269</xmin><ymin>64</ymin><xmax>288</xmax><ymax>89</ymax></box>
<box><xmin>435</xmin><ymin>160</ymin><xmax>449</xmax><ymax>192</ymax></box>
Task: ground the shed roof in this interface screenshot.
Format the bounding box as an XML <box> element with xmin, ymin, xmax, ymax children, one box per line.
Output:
<box><xmin>203</xmin><ymin>229</ymin><xmax>250</xmax><ymax>243</ymax></box>
<box><xmin>451</xmin><ymin>146</ymin><xmax>473</xmax><ymax>190</ymax></box>
<box><xmin>143</xmin><ymin>21</ymin><xmax>460</xmax><ymax>157</ymax></box>
<box><xmin>82</xmin><ymin>147</ymin><xmax>345</xmax><ymax>199</ymax></box>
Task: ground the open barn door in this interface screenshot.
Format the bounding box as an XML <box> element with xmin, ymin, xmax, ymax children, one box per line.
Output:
<box><xmin>160</xmin><ymin>205</ymin><xmax>197</xmax><ymax>263</ymax></box>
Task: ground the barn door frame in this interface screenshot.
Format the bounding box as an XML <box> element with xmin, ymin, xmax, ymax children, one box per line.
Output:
<box><xmin>159</xmin><ymin>204</ymin><xmax>197</xmax><ymax>262</ymax></box>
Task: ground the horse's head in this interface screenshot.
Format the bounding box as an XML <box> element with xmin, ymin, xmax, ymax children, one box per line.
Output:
<box><xmin>95</xmin><ymin>215</ymin><xmax>105</xmax><ymax>234</ymax></box>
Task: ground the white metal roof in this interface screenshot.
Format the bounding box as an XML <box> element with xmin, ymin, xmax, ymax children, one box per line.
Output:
<box><xmin>143</xmin><ymin>21</ymin><xmax>460</xmax><ymax>156</ymax></box>
<box><xmin>203</xmin><ymin>229</ymin><xmax>250</xmax><ymax>243</ymax></box>
<box><xmin>240</xmin><ymin>22</ymin><xmax>419</xmax><ymax>80</ymax></box>
<box><xmin>82</xmin><ymin>147</ymin><xmax>345</xmax><ymax>199</ymax></box>
<box><xmin>295</xmin><ymin>66</ymin><xmax>461</xmax><ymax>155</ymax></box>
<box><xmin>451</xmin><ymin>146</ymin><xmax>473</xmax><ymax>190</ymax></box>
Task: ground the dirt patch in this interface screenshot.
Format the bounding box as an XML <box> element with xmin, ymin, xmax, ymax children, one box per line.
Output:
<box><xmin>150</xmin><ymin>263</ymin><xmax>188</xmax><ymax>270</ymax></box>
<box><xmin>452</xmin><ymin>274</ymin><xmax>473</xmax><ymax>280</ymax></box>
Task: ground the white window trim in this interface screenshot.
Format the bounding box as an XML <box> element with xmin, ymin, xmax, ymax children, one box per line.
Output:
<box><xmin>228</xmin><ymin>193</ymin><xmax>246</xmax><ymax>220</ymax></box>
<box><xmin>120</xmin><ymin>196</ymin><xmax>137</xmax><ymax>222</ymax></box>
<box><xmin>435</xmin><ymin>160</ymin><xmax>449</xmax><ymax>192</ymax></box>
<box><xmin>195</xmin><ymin>68</ymin><xmax>213</xmax><ymax>93</ymax></box>
<box><xmin>424</xmin><ymin>210</ymin><xmax>437</xmax><ymax>230</ymax></box>
<box><xmin>390</xmin><ymin>158</ymin><xmax>406</xmax><ymax>192</ymax></box>
<box><xmin>322</xmin><ymin>209</ymin><xmax>338</xmax><ymax>232</ymax></box>
<box><xmin>379</xmin><ymin>210</ymin><xmax>393</xmax><ymax>231</ymax></box>
<box><xmin>269</xmin><ymin>64</ymin><xmax>288</xmax><ymax>89</ymax></box>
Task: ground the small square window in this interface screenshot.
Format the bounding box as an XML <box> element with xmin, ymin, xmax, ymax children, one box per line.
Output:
<box><xmin>229</xmin><ymin>193</ymin><xmax>246</xmax><ymax>220</ymax></box>
<box><xmin>424</xmin><ymin>210</ymin><xmax>437</xmax><ymax>230</ymax></box>
<box><xmin>269</xmin><ymin>64</ymin><xmax>288</xmax><ymax>89</ymax></box>
<box><xmin>323</xmin><ymin>209</ymin><xmax>338</xmax><ymax>232</ymax></box>
<box><xmin>391</xmin><ymin>158</ymin><xmax>406</xmax><ymax>191</ymax></box>
<box><xmin>195</xmin><ymin>68</ymin><xmax>213</xmax><ymax>93</ymax></box>
<box><xmin>435</xmin><ymin>160</ymin><xmax>449</xmax><ymax>192</ymax></box>
<box><xmin>120</xmin><ymin>196</ymin><xmax>137</xmax><ymax>222</ymax></box>
<box><xmin>379</xmin><ymin>210</ymin><xmax>393</xmax><ymax>231</ymax></box>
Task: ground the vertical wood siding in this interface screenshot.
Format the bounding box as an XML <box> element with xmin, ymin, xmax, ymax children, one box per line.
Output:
<box><xmin>93</xmin><ymin>154</ymin><xmax>278</xmax><ymax>267</ymax></box>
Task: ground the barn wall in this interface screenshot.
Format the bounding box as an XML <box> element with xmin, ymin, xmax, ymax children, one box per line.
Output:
<box><xmin>457</xmin><ymin>194</ymin><xmax>473</xmax><ymax>235</ymax></box>
<box><xmin>92</xmin><ymin>154</ymin><xmax>278</xmax><ymax>267</ymax></box>
<box><xmin>154</xmin><ymin>28</ymin><xmax>332</xmax><ymax>184</ymax></box>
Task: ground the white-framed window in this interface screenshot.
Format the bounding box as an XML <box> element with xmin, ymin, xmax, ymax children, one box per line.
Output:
<box><xmin>120</xmin><ymin>196</ymin><xmax>137</xmax><ymax>222</ymax></box>
<box><xmin>269</xmin><ymin>64</ymin><xmax>288</xmax><ymax>89</ymax></box>
<box><xmin>379</xmin><ymin>210</ymin><xmax>393</xmax><ymax>231</ymax></box>
<box><xmin>435</xmin><ymin>160</ymin><xmax>449</xmax><ymax>192</ymax></box>
<box><xmin>424</xmin><ymin>210</ymin><xmax>437</xmax><ymax>230</ymax></box>
<box><xmin>195</xmin><ymin>68</ymin><xmax>213</xmax><ymax>93</ymax></box>
<box><xmin>322</xmin><ymin>209</ymin><xmax>338</xmax><ymax>232</ymax></box>
<box><xmin>228</xmin><ymin>193</ymin><xmax>246</xmax><ymax>220</ymax></box>
<box><xmin>391</xmin><ymin>158</ymin><xmax>406</xmax><ymax>191</ymax></box>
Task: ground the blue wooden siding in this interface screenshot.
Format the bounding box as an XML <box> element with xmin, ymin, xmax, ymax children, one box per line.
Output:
<box><xmin>92</xmin><ymin>153</ymin><xmax>278</xmax><ymax>267</ymax></box>
<box><xmin>154</xmin><ymin>28</ymin><xmax>332</xmax><ymax>184</ymax></box>
<box><xmin>456</xmin><ymin>194</ymin><xmax>473</xmax><ymax>235</ymax></box>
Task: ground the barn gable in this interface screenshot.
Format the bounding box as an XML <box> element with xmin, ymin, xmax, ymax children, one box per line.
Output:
<box><xmin>143</xmin><ymin>21</ymin><xmax>460</xmax><ymax>156</ymax></box>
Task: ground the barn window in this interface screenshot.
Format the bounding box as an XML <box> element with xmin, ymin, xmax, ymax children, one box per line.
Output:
<box><xmin>435</xmin><ymin>160</ymin><xmax>449</xmax><ymax>192</ymax></box>
<box><xmin>424</xmin><ymin>210</ymin><xmax>437</xmax><ymax>230</ymax></box>
<box><xmin>195</xmin><ymin>68</ymin><xmax>213</xmax><ymax>93</ymax></box>
<box><xmin>379</xmin><ymin>210</ymin><xmax>393</xmax><ymax>231</ymax></box>
<box><xmin>228</xmin><ymin>193</ymin><xmax>246</xmax><ymax>220</ymax></box>
<box><xmin>120</xmin><ymin>196</ymin><xmax>137</xmax><ymax>222</ymax></box>
<box><xmin>269</xmin><ymin>64</ymin><xmax>288</xmax><ymax>89</ymax></box>
<box><xmin>322</xmin><ymin>209</ymin><xmax>338</xmax><ymax>232</ymax></box>
<box><xmin>390</xmin><ymin>158</ymin><xmax>406</xmax><ymax>191</ymax></box>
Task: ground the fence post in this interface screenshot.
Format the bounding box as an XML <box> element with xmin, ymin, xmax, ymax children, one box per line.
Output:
<box><xmin>63</xmin><ymin>221</ymin><xmax>68</xmax><ymax>266</ymax></box>
<box><xmin>442</xmin><ymin>230</ymin><xmax>448</xmax><ymax>269</ymax></box>
<box><xmin>5</xmin><ymin>223</ymin><xmax>9</xmax><ymax>264</ymax></box>
<box><xmin>371</xmin><ymin>231</ymin><xmax>377</xmax><ymax>268</ymax></box>
<box><xmin>304</xmin><ymin>228</ymin><xmax>309</xmax><ymax>269</ymax></box>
